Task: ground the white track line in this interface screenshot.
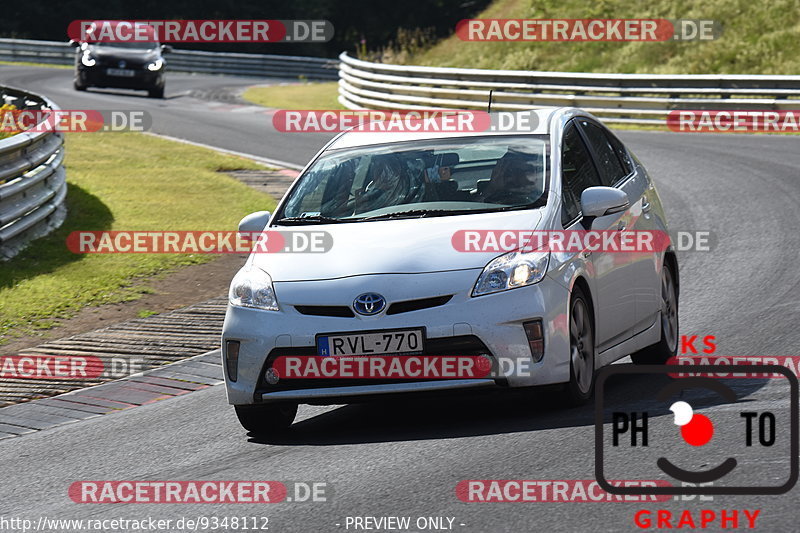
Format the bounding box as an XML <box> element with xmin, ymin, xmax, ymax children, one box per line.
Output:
<box><xmin>143</xmin><ymin>131</ymin><xmax>304</xmax><ymax>170</ymax></box>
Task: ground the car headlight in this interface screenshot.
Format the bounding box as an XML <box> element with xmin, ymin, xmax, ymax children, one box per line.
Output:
<box><xmin>229</xmin><ymin>266</ymin><xmax>279</xmax><ymax>311</ymax></box>
<box><xmin>472</xmin><ymin>251</ymin><xmax>550</xmax><ymax>297</ymax></box>
<box><xmin>80</xmin><ymin>53</ymin><xmax>96</xmax><ymax>67</ymax></box>
<box><xmin>146</xmin><ymin>59</ymin><xmax>163</xmax><ymax>71</ymax></box>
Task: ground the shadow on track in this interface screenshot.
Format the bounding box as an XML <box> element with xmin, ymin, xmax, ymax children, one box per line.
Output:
<box><xmin>81</xmin><ymin>87</ymin><xmax>182</xmax><ymax>100</ymax></box>
<box><xmin>249</xmin><ymin>365</ymin><xmax>767</xmax><ymax>446</ymax></box>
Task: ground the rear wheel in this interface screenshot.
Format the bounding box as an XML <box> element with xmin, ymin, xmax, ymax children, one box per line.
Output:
<box><xmin>235</xmin><ymin>403</ymin><xmax>297</xmax><ymax>436</ymax></box>
<box><xmin>564</xmin><ymin>287</ymin><xmax>595</xmax><ymax>405</ymax></box>
<box><xmin>631</xmin><ymin>263</ymin><xmax>678</xmax><ymax>364</ymax></box>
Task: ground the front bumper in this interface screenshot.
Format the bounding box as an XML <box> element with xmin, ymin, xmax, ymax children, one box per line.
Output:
<box><xmin>77</xmin><ymin>66</ymin><xmax>164</xmax><ymax>89</ymax></box>
<box><xmin>221</xmin><ymin>269</ymin><xmax>572</xmax><ymax>405</ymax></box>
<box><xmin>255</xmin><ymin>379</ymin><xmax>496</xmax><ymax>403</ymax></box>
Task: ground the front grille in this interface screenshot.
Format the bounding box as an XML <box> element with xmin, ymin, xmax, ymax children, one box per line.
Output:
<box><xmin>294</xmin><ymin>295</ymin><xmax>452</xmax><ymax>318</ymax></box>
<box><xmin>256</xmin><ymin>335</ymin><xmax>493</xmax><ymax>394</ymax></box>
<box><xmin>386</xmin><ymin>295</ymin><xmax>452</xmax><ymax>315</ymax></box>
<box><xmin>295</xmin><ymin>305</ymin><xmax>354</xmax><ymax>318</ymax></box>
<box><xmin>96</xmin><ymin>57</ymin><xmax>147</xmax><ymax>69</ymax></box>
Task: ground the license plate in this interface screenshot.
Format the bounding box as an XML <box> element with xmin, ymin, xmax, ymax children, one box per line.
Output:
<box><xmin>316</xmin><ymin>328</ymin><xmax>425</xmax><ymax>357</ymax></box>
<box><xmin>106</xmin><ymin>68</ymin><xmax>135</xmax><ymax>77</ymax></box>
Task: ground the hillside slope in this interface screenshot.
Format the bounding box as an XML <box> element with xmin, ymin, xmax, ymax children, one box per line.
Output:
<box><xmin>405</xmin><ymin>0</ymin><xmax>800</xmax><ymax>74</ymax></box>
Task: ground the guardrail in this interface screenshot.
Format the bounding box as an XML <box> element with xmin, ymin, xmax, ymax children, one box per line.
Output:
<box><xmin>0</xmin><ymin>87</ymin><xmax>66</xmax><ymax>260</ymax></box>
<box><xmin>337</xmin><ymin>53</ymin><xmax>800</xmax><ymax>125</ymax></box>
<box><xmin>0</xmin><ymin>38</ymin><xmax>339</xmax><ymax>80</ymax></box>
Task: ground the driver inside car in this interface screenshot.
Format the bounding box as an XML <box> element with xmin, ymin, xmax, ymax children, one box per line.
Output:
<box><xmin>482</xmin><ymin>150</ymin><xmax>544</xmax><ymax>205</ymax></box>
<box><xmin>356</xmin><ymin>154</ymin><xmax>411</xmax><ymax>213</ymax></box>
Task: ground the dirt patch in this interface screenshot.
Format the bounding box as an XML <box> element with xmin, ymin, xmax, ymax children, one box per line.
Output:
<box><xmin>2</xmin><ymin>253</ymin><xmax>247</xmax><ymax>354</ymax></box>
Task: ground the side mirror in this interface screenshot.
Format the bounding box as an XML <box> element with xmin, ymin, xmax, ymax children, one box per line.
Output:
<box><xmin>238</xmin><ymin>211</ymin><xmax>271</xmax><ymax>233</ymax></box>
<box><xmin>580</xmin><ymin>186</ymin><xmax>629</xmax><ymax>218</ymax></box>
<box><xmin>160</xmin><ymin>44</ymin><xmax>173</xmax><ymax>53</ymax></box>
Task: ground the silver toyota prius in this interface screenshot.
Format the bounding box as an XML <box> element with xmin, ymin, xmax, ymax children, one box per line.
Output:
<box><xmin>222</xmin><ymin>107</ymin><xmax>679</xmax><ymax>435</ymax></box>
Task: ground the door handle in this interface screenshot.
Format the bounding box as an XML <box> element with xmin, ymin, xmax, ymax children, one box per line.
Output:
<box><xmin>582</xmin><ymin>251</ymin><xmax>592</xmax><ymax>259</ymax></box>
<box><xmin>642</xmin><ymin>200</ymin><xmax>652</xmax><ymax>213</ymax></box>
<box><xmin>617</xmin><ymin>221</ymin><xmax>627</xmax><ymax>231</ymax></box>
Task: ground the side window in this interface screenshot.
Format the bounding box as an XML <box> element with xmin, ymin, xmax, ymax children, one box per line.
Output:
<box><xmin>561</xmin><ymin>123</ymin><xmax>602</xmax><ymax>227</ymax></box>
<box><xmin>578</xmin><ymin>119</ymin><xmax>627</xmax><ymax>186</ymax></box>
<box><xmin>605</xmin><ymin>130</ymin><xmax>634</xmax><ymax>175</ymax></box>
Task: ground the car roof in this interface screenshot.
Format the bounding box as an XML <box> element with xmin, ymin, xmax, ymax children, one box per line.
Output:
<box><xmin>325</xmin><ymin>107</ymin><xmax>585</xmax><ymax>150</ymax></box>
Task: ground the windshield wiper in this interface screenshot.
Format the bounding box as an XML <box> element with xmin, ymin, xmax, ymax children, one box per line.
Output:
<box><xmin>277</xmin><ymin>202</ymin><xmax>547</xmax><ymax>224</ymax></box>
<box><xmin>357</xmin><ymin>208</ymin><xmax>495</xmax><ymax>221</ymax></box>
<box><xmin>273</xmin><ymin>215</ymin><xmax>350</xmax><ymax>225</ymax></box>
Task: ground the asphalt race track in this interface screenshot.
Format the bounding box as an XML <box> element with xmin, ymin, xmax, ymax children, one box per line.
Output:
<box><xmin>0</xmin><ymin>65</ymin><xmax>324</xmax><ymax>167</ymax></box>
<box><xmin>2</xmin><ymin>65</ymin><xmax>800</xmax><ymax>532</ymax></box>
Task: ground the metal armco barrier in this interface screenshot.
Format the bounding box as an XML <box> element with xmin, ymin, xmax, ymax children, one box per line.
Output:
<box><xmin>337</xmin><ymin>53</ymin><xmax>800</xmax><ymax>125</ymax></box>
<box><xmin>0</xmin><ymin>87</ymin><xmax>66</xmax><ymax>260</ymax></box>
<box><xmin>0</xmin><ymin>38</ymin><xmax>339</xmax><ymax>80</ymax></box>
<box><xmin>166</xmin><ymin>48</ymin><xmax>338</xmax><ymax>79</ymax></box>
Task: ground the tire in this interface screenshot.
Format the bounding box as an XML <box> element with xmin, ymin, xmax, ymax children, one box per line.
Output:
<box><xmin>564</xmin><ymin>287</ymin><xmax>595</xmax><ymax>406</ymax></box>
<box><xmin>235</xmin><ymin>403</ymin><xmax>297</xmax><ymax>435</ymax></box>
<box><xmin>148</xmin><ymin>86</ymin><xmax>164</xmax><ymax>99</ymax></box>
<box><xmin>631</xmin><ymin>262</ymin><xmax>679</xmax><ymax>364</ymax></box>
<box><xmin>73</xmin><ymin>80</ymin><xmax>86</xmax><ymax>91</ymax></box>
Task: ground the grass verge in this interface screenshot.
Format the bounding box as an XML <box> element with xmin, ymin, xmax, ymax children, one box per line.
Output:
<box><xmin>0</xmin><ymin>131</ymin><xmax>275</xmax><ymax>344</ymax></box>
<box><xmin>242</xmin><ymin>82</ymin><xmax>343</xmax><ymax>110</ymax></box>
<box><xmin>0</xmin><ymin>60</ymin><xmax>72</xmax><ymax>69</ymax></box>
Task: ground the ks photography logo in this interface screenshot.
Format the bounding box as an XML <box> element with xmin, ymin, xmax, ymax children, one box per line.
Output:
<box><xmin>594</xmin><ymin>365</ymin><xmax>798</xmax><ymax>495</ymax></box>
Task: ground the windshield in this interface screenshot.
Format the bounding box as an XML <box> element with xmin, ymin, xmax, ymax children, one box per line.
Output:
<box><xmin>91</xmin><ymin>41</ymin><xmax>159</xmax><ymax>50</ymax></box>
<box><xmin>277</xmin><ymin>135</ymin><xmax>549</xmax><ymax>224</ymax></box>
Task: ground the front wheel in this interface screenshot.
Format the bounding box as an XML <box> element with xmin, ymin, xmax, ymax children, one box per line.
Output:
<box><xmin>631</xmin><ymin>263</ymin><xmax>678</xmax><ymax>364</ymax></box>
<box><xmin>564</xmin><ymin>287</ymin><xmax>595</xmax><ymax>406</ymax></box>
<box><xmin>235</xmin><ymin>403</ymin><xmax>297</xmax><ymax>436</ymax></box>
<box><xmin>148</xmin><ymin>86</ymin><xmax>164</xmax><ymax>99</ymax></box>
<box><xmin>73</xmin><ymin>80</ymin><xmax>86</xmax><ymax>91</ymax></box>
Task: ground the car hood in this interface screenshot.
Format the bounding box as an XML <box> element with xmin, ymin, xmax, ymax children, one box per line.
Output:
<box><xmin>252</xmin><ymin>209</ymin><xmax>544</xmax><ymax>282</ymax></box>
